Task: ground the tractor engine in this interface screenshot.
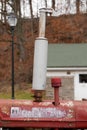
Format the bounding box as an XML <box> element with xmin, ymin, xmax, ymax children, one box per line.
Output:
<box><xmin>0</xmin><ymin>8</ymin><xmax>87</xmax><ymax>130</ymax></box>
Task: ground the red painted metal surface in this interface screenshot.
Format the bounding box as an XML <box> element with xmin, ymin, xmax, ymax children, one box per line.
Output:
<box><xmin>51</xmin><ymin>78</ymin><xmax>61</xmax><ymax>106</ymax></box>
<box><xmin>51</xmin><ymin>78</ymin><xmax>61</xmax><ymax>88</ymax></box>
<box><xmin>0</xmin><ymin>99</ymin><xmax>87</xmax><ymax>128</ymax></box>
<box><xmin>0</xmin><ymin>78</ymin><xmax>87</xmax><ymax>129</ymax></box>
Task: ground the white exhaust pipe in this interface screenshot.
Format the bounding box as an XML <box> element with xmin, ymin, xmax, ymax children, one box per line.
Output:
<box><xmin>39</xmin><ymin>8</ymin><xmax>52</xmax><ymax>38</ymax></box>
<box><xmin>32</xmin><ymin>37</ymin><xmax>48</xmax><ymax>90</ymax></box>
<box><xmin>32</xmin><ymin>8</ymin><xmax>52</xmax><ymax>91</ymax></box>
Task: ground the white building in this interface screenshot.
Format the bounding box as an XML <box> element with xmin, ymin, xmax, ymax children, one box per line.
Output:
<box><xmin>47</xmin><ymin>43</ymin><xmax>87</xmax><ymax>100</ymax></box>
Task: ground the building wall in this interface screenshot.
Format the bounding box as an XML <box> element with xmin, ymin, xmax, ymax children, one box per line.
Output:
<box><xmin>46</xmin><ymin>76</ymin><xmax>74</xmax><ymax>100</ymax></box>
<box><xmin>46</xmin><ymin>69</ymin><xmax>87</xmax><ymax>100</ymax></box>
<box><xmin>74</xmin><ymin>72</ymin><xmax>87</xmax><ymax>100</ymax></box>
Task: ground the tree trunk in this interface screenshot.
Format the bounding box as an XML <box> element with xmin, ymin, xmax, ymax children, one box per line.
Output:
<box><xmin>17</xmin><ymin>0</ymin><xmax>25</xmax><ymax>61</ymax></box>
<box><xmin>29</xmin><ymin>0</ymin><xmax>34</xmax><ymax>43</ymax></box>
<box><xmin>4</xmin><ymin>0</ymin><xmax>6</xmax><ymax>23</ymax></box>
<box><xmin>44</xmin><ymin>0</ymin><xmax>47</xmax><ymax>8</ymax></box>
<box><xmin>76</xmin><ymin>0</ymin><xmax>80</xmax><ymax>14</ymax></box>
<box><xmin>1</xmin><ymin>0</ymin><xmax>3</xmax><ymax>22</ymax></box>
<box><xmin>65</xmin><ymin>0</ymin><xmax>71</xmax><ymax>14</ymax></box>
<box><xmin>86</xmin><ymin>0</ymin><xmax>87</xmax><ymax>12</ymax></box>
<box><xmin>52</xmin><ymin>0</ymin><xmax>55</xmax><ymax>10</ymax></box>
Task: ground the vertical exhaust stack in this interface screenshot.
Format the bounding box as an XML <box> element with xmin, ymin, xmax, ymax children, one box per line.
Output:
<box><xmin>51</xmin><ymin>78</ymin><xmax>61</xmax><ymax>106</ymax></box>
<box><xmin>32</xmin><ymin>8</ymin><xmax>52</xmax><ymax>102</ymax></box>
<box><xmin>39</xmin><ymin>8</ymin><xmax>52</xmax><ymax>38</ymax></box>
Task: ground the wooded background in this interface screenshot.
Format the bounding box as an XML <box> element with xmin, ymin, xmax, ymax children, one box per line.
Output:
<box><xmin>0</xmin><ymin>0</ymin><xmax>87</xmax><ymax>86</ymax></box>
<box><xmin>0</xmin><ymin>0</ymin><xmax>86</xmax><ymax>60</ymax></box>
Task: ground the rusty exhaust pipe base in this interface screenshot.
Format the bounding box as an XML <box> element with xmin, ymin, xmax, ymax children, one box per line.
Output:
<box><xmin>33</xmin><ymin>90</ymin><xmax>43</xmax><ymax>102</ymax></box>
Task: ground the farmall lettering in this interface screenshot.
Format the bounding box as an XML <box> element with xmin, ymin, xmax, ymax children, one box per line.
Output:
<box><xmin>11</xmin><ymin>107</ymin><xmax>67</xmax><ymax>118</ymax></box>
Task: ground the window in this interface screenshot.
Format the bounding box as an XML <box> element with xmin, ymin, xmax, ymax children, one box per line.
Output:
<box><xmin>79</xmin><ymin>74</ymin><xmax>87</xmax><ymax>83</ymax></box>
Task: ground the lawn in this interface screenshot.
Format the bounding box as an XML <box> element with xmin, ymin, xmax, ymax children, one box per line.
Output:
<box><xmin>0</xmin><ymin>83</ymin><xmax>33</xmax><ymax>99</ymax></box>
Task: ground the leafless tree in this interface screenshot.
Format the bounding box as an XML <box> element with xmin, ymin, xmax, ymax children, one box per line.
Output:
<box><xmin>0</xmin><ymin>0</ymin><xmax>7</xmax><ymax>23</ymax></box>
<box><xmin>52</xmin><ymin>0</ymin><xmax>55</xmax><ymax>10</ymax></box>
<box><xmin>65</xmin><ymin>0</ymin><xmax>71</xmax><ymax>14</ymax></box>
<box><xmin>16</xmin><ymin>0</ymin><xmax>25</xmax><ymax>61</ymax></box>
<box><xmin>44</xmin><ymin>0</ymin><xmax>47</xmax><ymax>8</ymax></box>
<box><xmin>76</xmin><ymin>0</ymin><xmax>80</xmax><ymax>14</ymax></box>
<box><xmin>29</xmin><ymin>0</ymin><xmax>34</xmax><ymax>43</ymax></box>
<box><xmin>86</xmin><ymin>0</ymin><xmax>87</xmax><ymax>12</ymax></box>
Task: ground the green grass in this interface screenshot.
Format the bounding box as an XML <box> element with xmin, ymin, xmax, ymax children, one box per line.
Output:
<box><xmin>15</xmin><ymin>90</ymin><xmax>33</xmax><ymax>99</ymax></box>
<box><xmin>0</xmin><ymin>90</ymin><xmax>33</xmax><ymax>99</ymax></box>
<box><xmin>0</xmin><ymin>84</ymin><xmax>33</xmax><ymax>99</ymax></box>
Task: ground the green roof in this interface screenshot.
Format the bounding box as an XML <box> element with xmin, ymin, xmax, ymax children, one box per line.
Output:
<box><xmin>47</xmin><ymin>44</ymin><xmax>87</xmax><ymax>68</ymax></box>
